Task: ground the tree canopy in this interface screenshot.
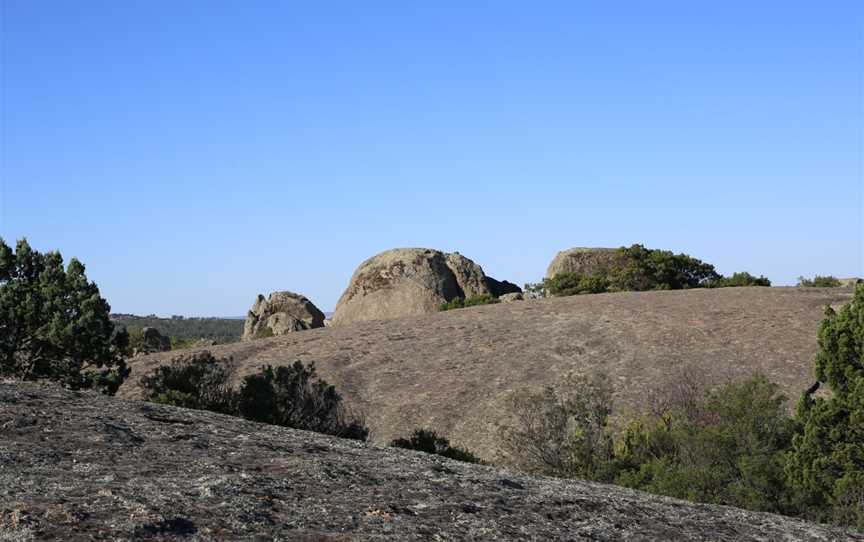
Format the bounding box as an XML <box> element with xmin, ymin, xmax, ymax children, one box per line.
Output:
<box><xmin>0</xmin><ymin>238</ymin><xmax>129</xmax><ymax>394</ymax></box>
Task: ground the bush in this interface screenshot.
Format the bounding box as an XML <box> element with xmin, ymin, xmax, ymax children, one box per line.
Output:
<box><xmin>544</xmin><ymin>272</ymin><xmax>610</xmax><ymax>297</ymax></box>
<box><xmin>533</xmin><ymin>245</ymin><xmax>770</xmax><ymax>298</ymax></box>
<box><xmin>607</xmin><ymin>244</ymin><xmax>721</xmax><ymax>291</ymax></box>
<box><xmin>499</xmin><ymin>370</ymin><xmax>798</xmax><ymax>516</ymax></box>
<box><xmin>709</xmin><ymin>272</ymin><xmax>771</xmax><ymax>288</ymax></box>
<box><xmin>0</xmin><ymin>238</ymin><xmax>129</xmax><ymax>394</ymax></box>
<box><xmin>140</xmin><ymin>351</ymin><xmax>235</xmax><ymax>414</ymax></box>
<box><xmin>390</xmin><ymin>428</ymin><xmax>481</xmax><ymax>463</ymax></box>
<box><xmin>440</xmin><ymin>293</ymin><xmax>500</xmax><ymax>311</ymax></box>
<box><xmin>614</xmin><ymin>374</ymin><xmax>796</xmax><ymax>514</ymax></box>
<box><xmin>797</xmin><ymin>275</ymin><xmax>842</xmax><ymax>288</ymax></box>
<box><xmin>785</xmin><ymin>284</ymin><xmax>864</xmax><ymax>529</ymax></box>
<box><xmin>500</xmin><ymin>372</ymin><xmax>615</xmax><ymax>480</ymax></box>
<box><xmin>141</xmin><ymin>354</ymin><xmax>369</xmax><ymax>441</ymax></box>
<box><xmin>237</xmin><ymin>361</ymin><xmax>369</xmax><ymax>441</ymax></box>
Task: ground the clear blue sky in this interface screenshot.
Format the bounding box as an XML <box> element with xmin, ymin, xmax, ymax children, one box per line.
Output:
<box><xmin>1</xmin><ymin>1</ymin><xmax>862</xmax><ymax>316</ymax></box>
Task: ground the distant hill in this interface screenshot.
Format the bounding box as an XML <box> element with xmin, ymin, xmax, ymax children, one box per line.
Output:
<box><xmin>4</xmin><ymin>381</ymin><xmax>859</xmax><ymax>541</ymax></box>
<box><xmin>122</xmin><ymin>286</ymin><xmax>853</xmax><ymax>460</ymax></box>
<box><xmin>110</xmin><ymin>314</ymin><xmax>243</xmax><ymax>344</ymax></box>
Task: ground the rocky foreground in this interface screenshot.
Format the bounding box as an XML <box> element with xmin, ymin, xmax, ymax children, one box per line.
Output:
<box><xmin>1</xmin><ymin>382</ymin><xmax>860</xmax><ymax>541</ymax></box>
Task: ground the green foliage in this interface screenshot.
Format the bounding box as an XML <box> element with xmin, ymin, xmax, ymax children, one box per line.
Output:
<box><xmin>785</xmin><ymin>284</ymin><xmax>864</xmax><ymax>529</ymax></box>
<box><xmin>533</xmin><ymin>245</ymin><xmax>771</xmax><ymax>298</ymax></box>
<box><xmin>0</xmin><ymin>238</ymin><xmax>129</xmax><ymax>394</ymax></box>
<box><xmin>141</xmin><ymin>354</ymin><xmax>369</xmax><ymax>441</ymax></box>
<box><xmin>614</xmin><ymin>374</ymin><xmax>796</xmax><ymax>514</ymax></box>
<box><xmin>440</xmin><ymin>293</ymin><xmax>500</xmax><ymax>311</ymax></box>
<box><xmin>797</xmin><ymin>275</ymin><xmax>842</xmax><ymax>288</ymax></box>
<box><xmin>544</xmin><ymin>272</ymin><xmax>610</xmax><ymax>297</ymax></box>
<box><xmin>111</xmin><ymin>313</ymin><xmax>243</xmax><ymax>344</ymax></box>
<box><xmin>607</xmin><ymin>244</ymin><xmax>721</xmax><ymax>291</ymax></box>
<box><xmin>500</xmin><ymin>371</ymin><xmax>801</xmax><ymax>517</ymax></box>
<box><xmin>709</xmin><ymin>272</ymin><xmax>771</xmax><ymax>288</ymax></box>
<box><xmin>390</xmin><ymin>428</ymin><xmax>482</xmax><ymax>463</ymax></box>
<box><xmin>140</xmin><ymin>351</ymin><xmax>235</xmax><ymax>414</ymax></box>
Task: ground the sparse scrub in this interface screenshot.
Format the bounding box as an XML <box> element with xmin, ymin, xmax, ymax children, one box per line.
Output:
<box><xmin>797</xmin><ymin>275</ymin><xmax>842</xmax><ymax>288</ymax></box>
<box><xmin>500</xmin><ymin>372</ymin><xmax>615</xmax><ymax>480</ymax></box>
<box><xmin>390</xmin><ymin>428</ymin><xmax>482</xmax><ymax>463</ymax></box>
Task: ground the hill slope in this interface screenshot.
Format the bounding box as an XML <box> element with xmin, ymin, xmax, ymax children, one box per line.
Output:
<box><xmin>122</xmin><ymin>287</ymin><xmax>853</xmax><ymax>459</ymax></box>
<box><xmin>2</xmin><ymin>381</ymin><xmax>860</xmax><ymax>541</ymax></box>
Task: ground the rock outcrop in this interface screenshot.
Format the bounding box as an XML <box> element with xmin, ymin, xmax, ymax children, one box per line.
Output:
<box><xmin>3</xmin><ymin>381</ymin><xmax>859</xmax><ymax>541</ymax></box>
<box><xmin>139</xmin><ymin>327</ymin><xmax>171</xmax><ymax>354</ymax></box>
<box><xmin>332</xmin><ymin>248</ymin><xmax>520</xmax><ymax>325</ymax></box>
<box><xmin>545</xmin><ymin>247</ymin><xmax>623</xmax><ymax>279</ymax></box>
<box><xmin>242</xmin><ymin>291</ymin><xmax>325</xmax><ymax>340</ymax></box>
<box><xmin>500</xmin><ymin>292</ymin><xmax>524</xmax><ymax>303</ymax></box>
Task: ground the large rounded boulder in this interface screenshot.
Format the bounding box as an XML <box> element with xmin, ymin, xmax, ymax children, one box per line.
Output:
<box><xmin>242</xmin><ymin>291</ymin><xmax>326</xmax><ymax>340</ymax></box>
<box><xmin>545</xmin><ymin>247</ymin><xmax>623</xmax><ymax>279</ymax></box>
<box><xmin>332</xmin><ymin>248</ymin><xmax>519</xmax><ymax>325</ymax></box>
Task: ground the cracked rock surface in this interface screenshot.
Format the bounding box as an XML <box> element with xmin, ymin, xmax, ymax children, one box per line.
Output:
<box><xmin>1</xmin><ymin>381</ymin><xmax>860</xmax><ymax>541</ymax></box>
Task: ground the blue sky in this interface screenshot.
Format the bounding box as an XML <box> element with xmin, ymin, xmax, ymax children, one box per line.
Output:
<box><xmin>1</xmin><ymin>1</ymin><xmax>862</xmax><ymax>316</ymax></box>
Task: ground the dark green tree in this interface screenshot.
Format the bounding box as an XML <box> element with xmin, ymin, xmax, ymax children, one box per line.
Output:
<box><xmin>390</xmin><ymin>428</ymin><xmax>481</xmax><ymax>463</ymax></box>
<box><xmin>785</xmin><ymin>284</ymin><xmax>864</xmax><ymax>528</ymax></box>
<box><xmin>0</xmin><ymin>238</ymin><xmax>129</xmax><ymax>394</ymax></box>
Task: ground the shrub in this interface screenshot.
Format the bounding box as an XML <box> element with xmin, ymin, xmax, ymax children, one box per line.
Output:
<box><xmin>440</xmin><ymin>293</ymin><xmax>500</xmax><ymax>311</ymax></box>
<box><xmin>533</xmin><ymin>244</ymin><xmax>762</xmax><ymax>298</ymax></box>
<box><xmin>390</xmin><ymin>428</ymin><xmax>481</xmax><ymax>463</ymax></box>
<box><xmin>141</xmin><ymin>355</ymin><xmax>369</xmax><ymax>441</ymax></box>
<box><xmin>499</xmin><ymin>370</ymin><xmax>798</xmax><ymax>516</ymax></box>
<box><xmin>797</xmin><ymin>275</ymin><xmax>842</xmax><ymax>288</ymax></box>
<box><xmin>607</xmin><ymin>244</ymin><xmax>721</xmax><ymax>291</ymax></box>
<box><xmin>614</xmin><ymin>374</ymin><xmax>796</xmax><ymax>514</ymax></box>
<box><xmin>785</xmin><ymin>284</ymin><xmax>864</xmax><ymax>529</ymax></box>
<box><xmin>544</xmin><ymin>272</ymin><xmax>610</xmax><ymax>296</ymax></box>
<box><xmin>0</xmin><ymin>238</ymin><xmax>129</xmax><ymax>394</ymax></box>
<box><xmin>140</xmin><ymin>351</ymin><xmax>235</xmax><ymax>414</ymax></box>
<box><xmin>709</xmin><ymin>272</ymin><xmax>771</xmax><ymax>288</ymax></box>
<box><xmin>499</xmin><ymin>372</ymin><xmax>615</xmax><ymax>480</ymax></box>
<box><xmin>237</xmin><ymin>361</ymin><xmax>369</xmax><ymax>440</ymax></box>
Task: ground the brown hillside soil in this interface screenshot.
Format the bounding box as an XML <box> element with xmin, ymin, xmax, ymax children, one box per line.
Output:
<box><xmin>121</xmin><ymin>287</ymin><xmax>852</xmax><ymax>460</ymax></box>
<box><xmin>2</xmin><ymin>382</ymin><xmax>860</xmax><ymax>541</ymax></box>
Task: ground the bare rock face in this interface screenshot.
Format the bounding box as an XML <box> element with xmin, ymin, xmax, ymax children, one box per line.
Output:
<box><xmin>242</xmin><ymin>291</ymin><xmax>325</xmax><ymax>340</ymax></box>
<box><xmin>332</xmin><ymin>248</ymin><xmax>520</xmax><ymax>325</ymax></box>
<box><xmin>3</xmin><ymin>381</ymin><xmax>860</xmax><ymax>541</ymax></box>
<box><xmin>545</xmin><ymin>247</ymin><xmax>623</xmax><ymax>279</ymax></box>
<box><xmin>500</xmin><ymin>292</ymin><xmax>524</xmax><ymax>303</ymax></box>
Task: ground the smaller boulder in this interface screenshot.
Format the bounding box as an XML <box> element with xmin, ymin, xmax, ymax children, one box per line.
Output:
<box><xmin>140</xmin><ymin>327</ymin><xmax>171</xmax><ymax>353</ymax></box>
<box><xmin>499</xmin><ymin>292</ymin><xmax>524</xmax><ymax>303</ymax></box>
<box><xmin>243</xmin><ymin>291</ymin><xmax>325</xmax><ymax>341</ymax></box>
